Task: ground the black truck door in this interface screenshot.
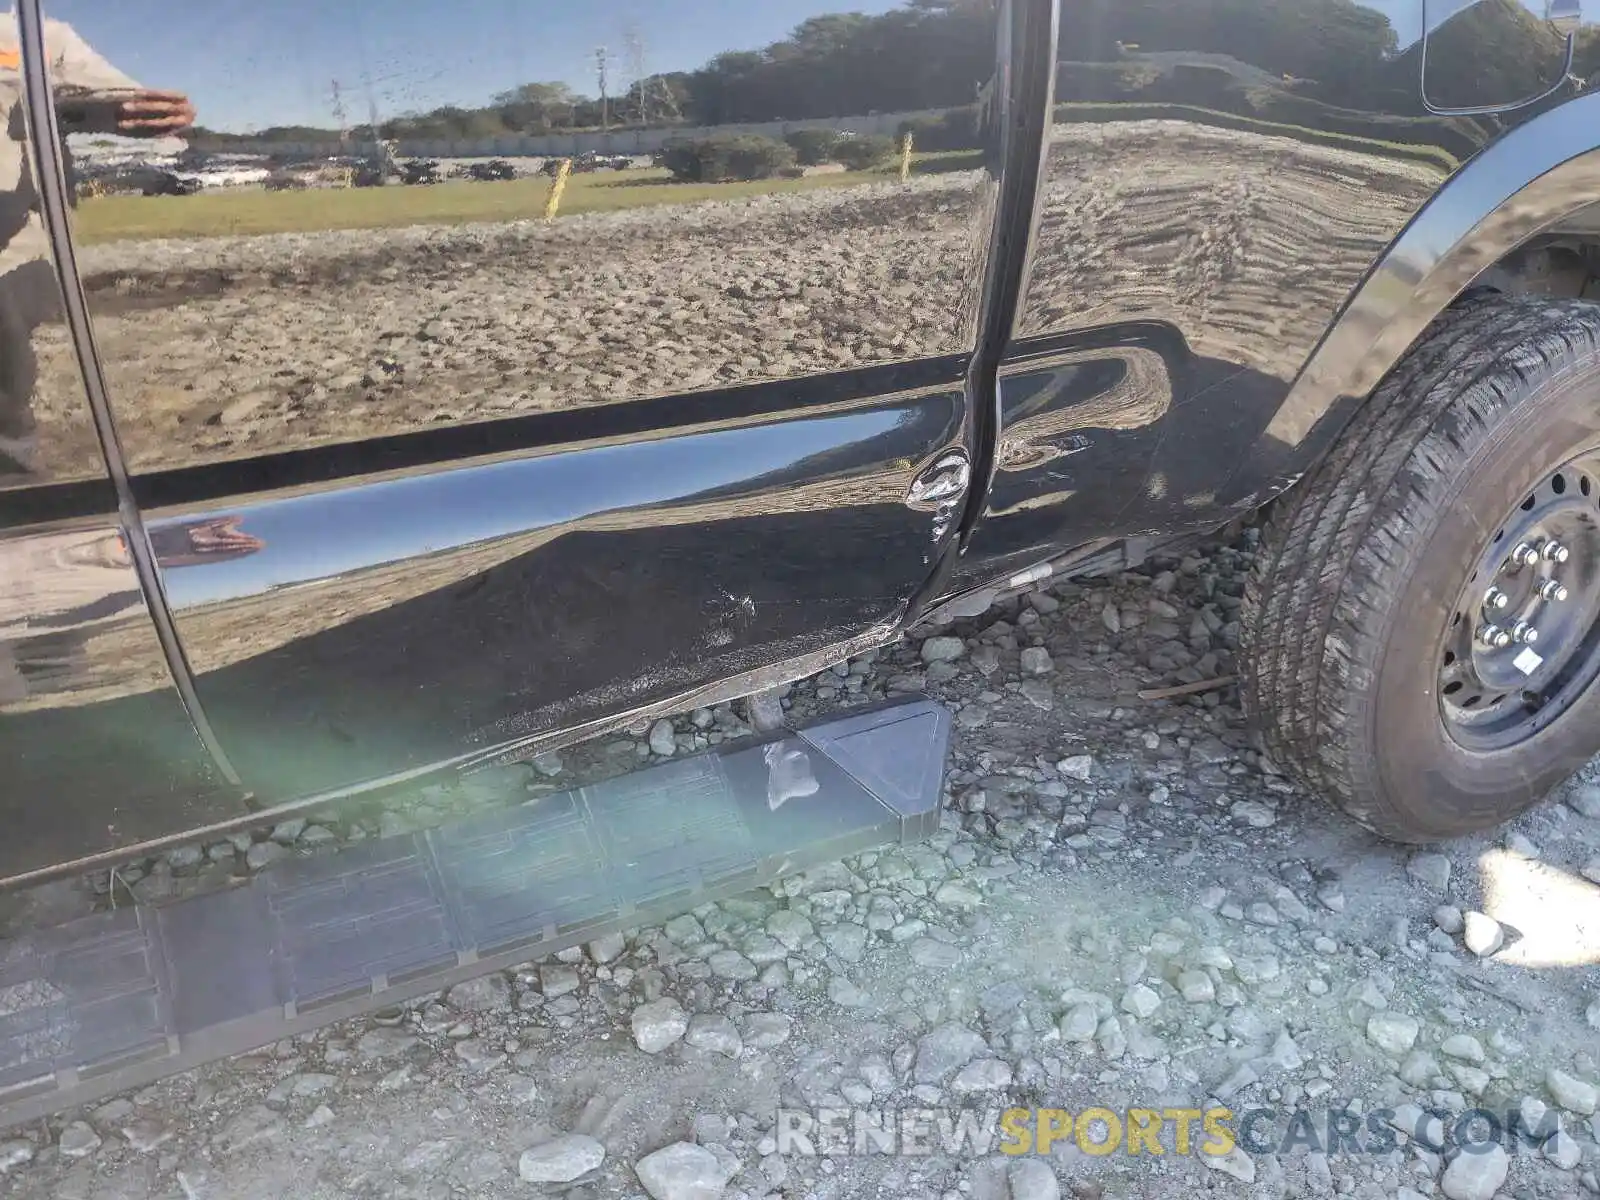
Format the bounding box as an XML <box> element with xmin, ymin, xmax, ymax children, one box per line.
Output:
<box><xmin>42</xmin><ymin>0</ymin><xmax>1010</xmax><ymax>804</ymax></box>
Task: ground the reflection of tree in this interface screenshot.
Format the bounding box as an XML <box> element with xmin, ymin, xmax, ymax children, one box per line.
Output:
<box><xmin>190</xmin><ymin>0</ymin><xmax>1589</xmax><ymax>148</ymax></box>
<box><xmin>196</xmin><ymin>1</ymin><xmax>999</xmax><ymax>143</ymax></box>
<box><xmin>1061</xmin><ymin>0</ymin><xmax>1398</xmax><ymax>109</ymax></box>
<box><xmin>1063</xmin><ymin>0</ymin><xmax>1575</xmax><ymax>118</ymax></box>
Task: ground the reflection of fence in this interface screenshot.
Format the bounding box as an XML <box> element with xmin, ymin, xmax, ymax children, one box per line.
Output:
<box><xmin>192</xmin><ymin>109</ymin><xmax>948</xmax><ymax>162</ymax></box>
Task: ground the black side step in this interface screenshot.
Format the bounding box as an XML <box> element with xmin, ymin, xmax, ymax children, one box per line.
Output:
<box><xmin>0</xmin><ymin>699</ymin><xmax>950</xmax><ymax>1127</ymax></box>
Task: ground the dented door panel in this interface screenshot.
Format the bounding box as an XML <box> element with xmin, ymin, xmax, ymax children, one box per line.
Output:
<box><xmin>150</xmin><ymin>375</ymin><xmax>967</xmax><ymax>800</ymax></box>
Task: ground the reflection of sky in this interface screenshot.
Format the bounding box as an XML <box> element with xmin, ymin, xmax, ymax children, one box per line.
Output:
<box><xmin>154</xmin><ymin>409</ymin><xmax>908</xmax><ymax>610</ymax></box>
<box><xmin>34</xmin><ymin>0</ymin><xmax>1581</xmax><ymax>132</ymax></box>
<box><xmin>44</xmin><ymin>0</ymin><xmax>903</xmax><ymax>133</ymax></box>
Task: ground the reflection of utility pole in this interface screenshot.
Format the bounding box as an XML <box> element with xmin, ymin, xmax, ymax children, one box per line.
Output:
<box><xmin>362</xmin><ymin>74</ymin><xmax>381</xmax><ymax>140</ymax></box>
<box><xmin>595</xmin><ymin>45</ymin><xmax>610</xmax><ymax>131</ymax></box>
<box><xmin>624</xmin><ymin>26</ymin><xmax>647</xmax><ymax>125</ymax></box>
<box><xmin>330</xmin><ymin>79</ymin><xmax>349</xmax><ymax>144</ymax></box>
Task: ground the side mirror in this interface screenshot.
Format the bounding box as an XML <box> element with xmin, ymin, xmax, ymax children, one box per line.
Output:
<box><xmin>1550</xmin><ymin>0</ymin><xmax>1583</xmax><ymax>34</ymax></box>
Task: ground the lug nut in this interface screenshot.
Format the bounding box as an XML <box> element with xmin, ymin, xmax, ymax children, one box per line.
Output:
<box><xmin>1543</xmin><ymin>540</ymin><xmax>1571</xmax><ymax>563</ymax></box>
<box><xmin>1480</xmin><ymin>624</ymin><xmax>1514</xmax><ymax>649</ymax></box>
<box><xmin>1513</xmin><ymin>621</ymin><xmax>1540</xmax><ymax>645</ymax></box>
<box><xmin>1512</xmin><ymin>542</ymin><xmax>1542</xmax><ymax>567</ymax></box>
<box><xmin>1484</xmin><ymin>586</ymin><xmax>1511</xmax><ymax>610</ymax></box>
<box><xmin>1539</xmin><ymin>579</ymin><xmax>1570</xmax><ymax>602</ymax></box>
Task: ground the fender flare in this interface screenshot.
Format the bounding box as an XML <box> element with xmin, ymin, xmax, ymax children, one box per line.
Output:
<box><xmin>1263</xmin><ymin>91</ymin><xmax>1600</xmax><ymax>454</ymax></box>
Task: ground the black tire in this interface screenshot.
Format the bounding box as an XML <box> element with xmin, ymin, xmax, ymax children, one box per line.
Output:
<box><xmin>1243</xmin><ymin>293</ymin><xmax>1600</xmax><ymax>841</ymax></box>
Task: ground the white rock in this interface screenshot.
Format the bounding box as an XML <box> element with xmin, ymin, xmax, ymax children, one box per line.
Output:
<box><xmin>57</xmin><ymin>1121</ymin><xmax>101</xmax><ymax>1159</ymax></box>
<box><xmin>447</xmin><ymin>972</ymin><xmax>511</xmax><ymax>1012</ymax></box>
<box><xmin>742</xmin><ymin>1012</ymin><xmax>792</xmax><ymax>1049</ymax></box>
<box><xmin>1440</xmin><ymin>1034</ymin><xmax>1484</xmax><ymax>1064</ymax></box>
<box><xmin>766</xmin><ymin>909</ymin><xmax>815</xmax><ymax>950</ymax></box>
<box><xmin>1229</xmin><ymin>798</ymin><xmax>1276</xmax><ymax>828</ymax></box>
<box><xmin>951</xmin><ymin>1058</ymin><xmax>1013</xmax><ymax>1093</ymax></box>
<box><xmin>1549</xmin><ymin>1067</ymin><xmax>1598</xmax><ymax>1115</ymax></box>
<box><xmin>1120</xmin><ymin>984</ymin><xmax>1161</xmax><ymax>1019</ymax></box>
<box><xmin>632</xmin><ymin>998</ymin><xmax>689</xmax><ymax>1054</ymax></box>
<box><xmin>245</xmin><ymin>841</ymin><xmax>285</xmax><ymax>871</ymax></box>
<box><xmin>707</xmin><ymin>949</ymin><xmax>757</xmax><ymax>980</ymax></box>
<box><xmin>684</xmin><ymin>1013</ymin><xmax>742</xmax><ymax>1058</ymax></box>
<box><xmin>1007</xmin><ymin>1157</ymin><xmax>1061</xmax><ymax>1200</ymax></box>
<box><xmin>919</xmin><ymin>636</ymin><xmax>965</xmax><ymax>664</ymax></box>
<box><xmin>1177</xmin><ymin>970</ymin><xmax>1215</xmax><ymax>1003</ymax></box>
<box><xmin>1202</xmin><ymin>1144</ymin><xmax>1256</xmax><ymax>1182</ymax></box>
<box><xmin>743</xmin><ymin>689</ymin><xmax>785</xmax><ymax>732</ymax></box>
<box><xmin>121</xmin><ymin>1119</ymin><xmax>173</xmax><ymax>1153</ymax></box>
<box><xmin>1019</xmin><ymin>647</ymin><xmax>1053</xmax><ymax>676</ymax></box>
<box><xmin>914</xmin><ymin>1023</ymin><xmax>988</xmax><ymax>1084</ymax></box>
<box><xmin>1570</xmin><ymin>783</ymin><xmax>1600</xmax><ymax>818</ymax></box>
<box><xmin>1389</xmin><ymin>1104</ymin><xmax>1444</xmax><ymax>1150</ymax></box>
<box><xmin>1059</xmin><ymin>1003</ymin><xmax>1099</xmax><ymax>1042</ymax></box>
<box><xmin>1462</xmin><ymin>911</ymin><xmax>1503</xmax><ymax>957</ymax></box>
<box><xmin>933</xmin><ymin>881</ymin><xmax>983</xmax><ymax>909</ymax></box>
<box><xmin>1057</xmin><ymin>754</ymin><xmax>1095</xmax><ymax>782</ymax></box>
<box><xmin>540</xmin><ymin>964</ymin><xmax>580</xmax><ymax>997</ymax></box>
<box><xmin>0</xmin><ymin>1140</ymin><xmax>33</xmax><ymax>1172</ymax></box>
<box><xmin>1407</xmin><ymin>853</ymin><xmax>1452</xmax><ymax>891</ymax></box>
<box><xmin>648</xmin><ymin>719</ymin><xmax>677</xmax><ymax>757</ymax></box>
<box><xmin>587</xmin><ymin>932</ymin><xmax>626</xmax><ymax>963</ymax></box>
<box><xmin>356</xmin><ymin>1028</ymin><xmax>418</xmax><ymax>1060</ymax></box>
<box><xmin>1517</xmin><ymin>1095</ymin><xmax>1551</xmax><ymax>1141</ymax></box>
<box><xmin>1366</xmin><ymin>1013</ymin><xmax>1419</xmax><ymax>1055</ymax></box>
<box><xmin>1547</xmin><ymin>1129</ymin><xmax>1583</xmax><ymax>1169</ymax></box>
<box><xmin>634</xmin><ymin>1141</ymin><xmax>734</xmax><ymax>1200</ymax></box>
<box><xmin>1505</xmin><ymin>832</ymin><xmax>1539</xmax><ymax>857</ymax></box>
<box><xmin>1440</xmin><ymin>1143</ymin><xmax>1508</xmax><ymax>1200</ymax></box>
<box><xmin>519</xmin><ymin>1135</ymin><xmax>606</xmax><ymax>1183</ymax></box>
<box><xmin>1399</xmin><ymin>1050</ymin><xmax>1441</xmax><ymax>1089</ymax></box>
<box><xmin>1244</xmin><ymin>902</ymin><xmax>1279</xmax><ymax>926</ymax></box>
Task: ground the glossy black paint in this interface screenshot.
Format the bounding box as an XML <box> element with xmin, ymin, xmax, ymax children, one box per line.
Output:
<box><xmin>155</xmin><ymin>384</ymin><xmax>967</xmax><ymax>800</ymax></box>
<box><xmin>955</xmin><ymin>0</ymin><xmax>1600</xmax><ymax>584</ymax></box>
<box><xmin>1</xmin><ymin>0</ymin><xmax>1008</xmax><ymax>878</ymax></box>
<box><xmin>0</xmin><ymin>3</ymin><xmax>250</xmax><ymax>885</ymax></box>
<box><xmin>10</xmin><ymin>0</ymin><xmax>1600</xmax><ymax>883</ymax></box>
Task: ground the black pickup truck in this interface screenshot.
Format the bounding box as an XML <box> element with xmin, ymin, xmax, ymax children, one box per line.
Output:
<box><xmin>3</xmin><ymin>0</ymin><xmax>1600</xmax><ymax>1121</ymax></box>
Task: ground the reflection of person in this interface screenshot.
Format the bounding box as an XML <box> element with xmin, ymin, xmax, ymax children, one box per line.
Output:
<box><xmin>0</xmin><ymin>16</ymin><xmax>194</xmax><ymax>478</ymax></box>
<box><xmin>0</xmin><ymin>514</ymin><xmax>260</xmax><ymax>702</ymax></box>
<box><xmin>147</xmin><ymin>516</ymin><xmax>265</xmax><ymax>568</ymax></box>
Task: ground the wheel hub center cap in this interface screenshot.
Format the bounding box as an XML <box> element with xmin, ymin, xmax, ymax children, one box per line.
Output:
<box><xmin>1439</xmin><ymin>457</ymin><xmax>1600</xmax><ymax>749</ymax></box>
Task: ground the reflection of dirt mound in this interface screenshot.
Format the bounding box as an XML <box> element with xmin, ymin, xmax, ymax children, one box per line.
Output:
<box><xmin>1021</xmin><ymin>120</ymin><xmax>1444</xmax><ymax>380</ymax></box>
<box><xmin>36</xmin><ymin>176</ymin><xmax>990</xmax><ymax>476</ymax></box>
<box><xmin>28</xmin><ymin>123</ymin><xmax>1444</xmax><ymax>485</ymax></box>
<box><xmin>83</xmin><ymin>268</ymin><xmax>235</xmax><ymax>315</ymax></box>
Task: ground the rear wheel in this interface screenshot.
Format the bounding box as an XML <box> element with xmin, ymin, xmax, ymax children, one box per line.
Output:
<box><xmin>1243</xmin><ymin>294</ymin><xmax>1600</xmax><ymax>841</ymax></box>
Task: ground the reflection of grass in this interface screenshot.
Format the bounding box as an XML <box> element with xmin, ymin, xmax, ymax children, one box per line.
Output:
<box><xmin>73</xmin><ymin>154</ymin><xmax>977</xmax><ymax>244</ymax></box>
<box><xmin>1054</xmin><ymin>102</ymin><xmax>1461</xmax><ymax>173</ymax></box>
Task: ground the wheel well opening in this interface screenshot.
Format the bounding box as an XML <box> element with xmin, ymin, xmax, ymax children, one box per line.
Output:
<box><xmin>1471</xmin><ymin>232</ymin><xmax>1600</xmax><ymax>301</ymax></box>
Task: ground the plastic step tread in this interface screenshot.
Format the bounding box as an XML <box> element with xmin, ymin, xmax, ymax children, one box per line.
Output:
<box><xmin>0</xmin><ymin>698</ymin><xmax>950</xmax><ymax>1126</ymax></box>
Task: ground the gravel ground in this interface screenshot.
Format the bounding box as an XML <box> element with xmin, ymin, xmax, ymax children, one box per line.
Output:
<box><xmin>4</xmin><ymin>527</ymin><xmax>1600</xmax><ymax>1200</ymax></box>
<box><xmin>36</xmin><ymin>172</ymin><xmax>989</xmax><ymax>477</ymax></box>
<box><xmin>29</xmin><ymin>119</ymin><xmax>1445</xmax><ymax>482</ymax></box>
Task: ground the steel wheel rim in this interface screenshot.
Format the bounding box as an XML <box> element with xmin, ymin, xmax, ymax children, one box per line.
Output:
<box><xmin>1438</xmin><ymin>450</ymin><xmax>1600</xmax><ymax>751</ymax></box>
